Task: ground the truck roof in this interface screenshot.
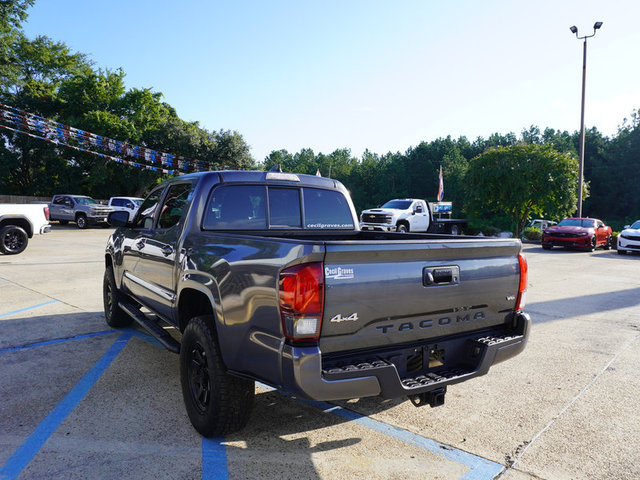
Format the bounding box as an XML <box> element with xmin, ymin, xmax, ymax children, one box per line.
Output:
<box><xmin>173</xmin><ymin>170</ymin><xmax>342</xmax><ymax>190</ymax></box>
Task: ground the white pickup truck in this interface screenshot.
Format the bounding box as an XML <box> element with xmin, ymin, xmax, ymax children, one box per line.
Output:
<box><xmin>360</xmin><ymin>198</ymin><xmax>467</xmax><ymax>235</ymax></box>
<box><xmin>0</xmin><ymin>204</ymin><xmax>51</xmax><ymax>254</ymax></box>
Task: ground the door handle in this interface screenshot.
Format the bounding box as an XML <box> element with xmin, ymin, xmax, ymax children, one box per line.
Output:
<box><xmin>136</xmin><ymin>240</ymin><xmax>145</xmax><ymax>250</ymax></box>
<box><xmin>161</xmin><ymin>245</ymin><xmax>174</xmax><ymax>256</ymax></box>
<box><xmin>423</xmin><ymin>266</ymin><xmax>460</xmax><ymax>286</ymax></box>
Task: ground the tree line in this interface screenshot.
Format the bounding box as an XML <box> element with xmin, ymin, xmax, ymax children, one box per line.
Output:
<box><xmin>2</xmin><ymin>1</ymin><xmax>639</xmax><ymax>233</ymax></box>
<box><xmin>263</xmin><ymin>120</ymin><xmax>640</xmax><ymax>233</ymax></box>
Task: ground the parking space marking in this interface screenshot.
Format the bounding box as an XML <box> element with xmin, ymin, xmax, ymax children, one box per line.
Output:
<box><xmin>0</xmin><ymin>330</ymin><xmax>116</xmax><ymax>354</ymax></box>
<box><xmin>262</xmin><ymin>386</ymin><xmax>505</xmax><ymax>480</ymax></box>
<box><xmin>0</xmin><ymin>331</ymin><xmax>132</xmax><ymax>480</ymax></box>
<box><xmin>0</xmin><ymin>326</ymin><xmax>503</xmax><ymax>479</ymax></box>
<box><xmin>202</xmin><ymin>438</ymin><xmax>229</xmax><ymax>480</ymax></box>
<box><xmin>0</xmin><ymin>300</ymin><xmax>59</xmax><ymax>319</ymax></box>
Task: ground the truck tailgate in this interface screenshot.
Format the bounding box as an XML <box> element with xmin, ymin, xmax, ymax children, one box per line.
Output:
<box><xmin>320</xmin><ymin>237</ymin><xmax>522</xmax><ymax>354</ymax></box>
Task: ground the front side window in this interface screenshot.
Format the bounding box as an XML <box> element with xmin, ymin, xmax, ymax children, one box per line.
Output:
<box><xmin>133</xmin><ymin>189</ymin><xmax>163</xmax><ymax>229</ymax></box>
<box><xmin>157</xmin><ymin>183</ymin><xmax>195</xmax><ymax>229</ymax></box>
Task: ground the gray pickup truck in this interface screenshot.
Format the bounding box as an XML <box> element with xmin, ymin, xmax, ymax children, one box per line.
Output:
<box><xmin>50</xmin><ymin>194</ymin><xmax>114</xmax><ymax>229</ymax></box>
<box><xmin>103</xmin><ymin>170</ymin><xmax>530</xmax><ymax>437</ymax></box>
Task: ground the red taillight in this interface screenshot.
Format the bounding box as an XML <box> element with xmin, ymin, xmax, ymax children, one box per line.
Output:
<box><xmin>43</xmin><ymin>206</ymin><xmax>50</xmax><ymax>221</ymax></box>
<box><xmin>278</xmin><ymin>262</ymin><xmax>324</xmax><ymax>341</ymax></box>
<box><xmin>515</xmin><ymin>253</ymin><xmax>528</xmax><ymax>311</ymax></box>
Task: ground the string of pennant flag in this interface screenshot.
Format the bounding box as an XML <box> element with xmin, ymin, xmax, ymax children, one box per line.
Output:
<box><xmin>0</xmin><ymin>103</ymin><xmax>214</xmax><ymax>174</ymax></box>
<box><xmin>0</xmin><ymin>123</ymin><xmax>180</xmax><ymax>175</ymax></box>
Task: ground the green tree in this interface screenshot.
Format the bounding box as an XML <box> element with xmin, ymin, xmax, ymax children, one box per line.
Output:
<box><xmin>465</xmin><ymin>143</ymin><xmax>579</xmax><ymax>236</ymax></box>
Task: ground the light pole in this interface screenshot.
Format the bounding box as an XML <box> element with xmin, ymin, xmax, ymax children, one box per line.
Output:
<box><xmin>570</xmin><ymin>21</ymin><xmax>602</xmax><ymax>218</ymax></box>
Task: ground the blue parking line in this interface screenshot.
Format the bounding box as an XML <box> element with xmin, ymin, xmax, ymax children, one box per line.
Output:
<box><xmin>202</xmin><ymin>438</ymin><xmax>229</xmax><ymax>480</ymax></box>
<box><xmin>0</xmin><ymin>330</ymin><xmax>117</xmax><ymax>354</ymax></box>
<box><xmin>262</xmin><ymin>385</ymin><xmax>504</xmax><ymax>480</ymax></box>
<box><xmin>0</xmin><ymin>331</ymin><xmax>133</xmax><ymax>480</ymax></box>
<box><xmin>0</xmin><ymin>300</ymin><xmax>59</xmax><ymax>319</ymax></box>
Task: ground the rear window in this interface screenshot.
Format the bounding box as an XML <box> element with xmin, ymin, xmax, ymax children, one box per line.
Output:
<box><xmin>303</xmin><ymin>188</ymin><xmax>354</xmax><ymax>229</ymax></box>
<box><xmin>203</xmin><ymin>185</ymin><xmax>354</xmax><ymax>230</ymax></box>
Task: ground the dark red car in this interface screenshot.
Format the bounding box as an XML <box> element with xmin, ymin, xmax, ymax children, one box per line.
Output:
<box><xmin>541</xmin><ymin>217</ymin><xmax>613</xmax><ymax>251</ymax></box>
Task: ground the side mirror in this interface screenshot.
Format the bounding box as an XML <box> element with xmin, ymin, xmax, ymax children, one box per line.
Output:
<box><xmin>108</xmin><ymin>210</ymin><xmax>129</xmax><ymax>227</ymax></box>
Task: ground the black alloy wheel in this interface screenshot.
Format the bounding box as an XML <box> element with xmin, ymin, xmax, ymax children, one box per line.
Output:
<box><xmin>180</xmin><ymin>315</ymin><xmax>254</xmax><ymax>437</ymax></box>
<box><xmin>187</xmin><ymin>342</ymin><xmax>211</xmax><ymax>415</ymax></box>
<box><xmin>604</xmin><ymin>235</ymin><xmax>613</xmax><ymax>250</ymax></box>
<box><xmin>588</xmin><ymin>236</ymin><xmax>597</xmax><ymax>252</ymax></box>
<box><xmin>0</xmin><ymin>225</ymin><xmax>28</xmax><ymax>255</ymax></box>
<box><xmin>103</xmin><ymin>266</ymin><xmax>132</xmax><ymax>327</ymax></box>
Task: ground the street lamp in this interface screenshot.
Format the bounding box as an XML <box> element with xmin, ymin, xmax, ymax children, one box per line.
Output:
<box><xmin>570</xmin><ymin>21</ymin><xmax>603</xmax><ymax>218</ymax></box>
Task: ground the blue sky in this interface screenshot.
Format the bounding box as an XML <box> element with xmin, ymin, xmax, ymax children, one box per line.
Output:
<box><xmin>22</xmin><ymin>0</ymin><xmax>640</xmax><ymax>163</ymax></box>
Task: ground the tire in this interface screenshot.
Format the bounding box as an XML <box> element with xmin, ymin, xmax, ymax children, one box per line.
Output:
<box><xmin>0</xmin><ymin>225</ymin><xmax>29</xmax><ymax>255</ymax></box>
<box><xmin>58</xmin><ymin>220</ymin><xmax>69</xmax><ymax>225</ymax></box>
<box><xmin>588</xmin><ymin>236</ymin><xmax>596</xmax><ymax>252</ymax></box>
<box><xmin>542</xmin><ymin>245</ymin><xmax>552</xmax><ymax>250</ymax></box>
<box><xmin>604</xmin><ymin>236</ymin><xmax>612</xmax><ymax>250</ymax></box>
<box><xmin>450</xmin><ymin>225</ymin><xmax>460</xmax><ymax>236</ymax></box>
<box><xmin>397</xmin><ymin>223</ymin><xmax>408</xmax><ymax>233</ymax></box>
<box><xmin>180</xmin><ymin>315</ymin><xmax>254</xmax><ymax>437</ymax></box>
<box><xmin>103</xmin><ymin>265</ymin><xmax>133</xmax><ymax>327</ymax></box>
<box><xmin>76</xmin><ymin>214</ymin><xmax>88</xmax><ymax>229</ymax></box>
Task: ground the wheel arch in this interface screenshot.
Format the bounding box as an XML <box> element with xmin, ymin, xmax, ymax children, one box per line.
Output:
<box><xmin>396</xmin><ymin>220</ymin><xmax>410</xmax><ymax>231</ymax></box>
<box><xmin>0</xmin><ymin>216</ymin><xmax>33</xmax><ymax>237</ymax></box>
<box><xmin>177</xmin><ymin>285</ymin><xmax>218</xmax><ymax>333</ymax></box>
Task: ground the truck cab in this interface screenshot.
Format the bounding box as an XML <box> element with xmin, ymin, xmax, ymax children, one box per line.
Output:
<box><xmin>360</xmin><ymin>198</ymin><xmax>430</xmax><ymax>233</ymax></box>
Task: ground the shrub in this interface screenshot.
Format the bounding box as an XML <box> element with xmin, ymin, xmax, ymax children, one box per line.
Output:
<box><xmin>523</xmin><ymin>227</ymin><xmax>542</xmax><ymax>241</ymax></box>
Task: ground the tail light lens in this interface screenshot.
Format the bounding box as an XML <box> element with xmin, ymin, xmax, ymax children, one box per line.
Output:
<box><xmin>278</xmin><ymin>262</ymin><xmax>324</xmax><ymax>341</ymax></box>
<box><xmin>515</xmin><ymin>253</ymin><xmax>528</xmax><ymax>311</ymax></box>
<box><xmin>43</xmin><ymin>206</ymin><xmax>50</xmax><ymax>220</ymax></box>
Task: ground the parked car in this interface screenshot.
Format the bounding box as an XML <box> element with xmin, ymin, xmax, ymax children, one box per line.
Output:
<box><xmin>541</xmin><ymin>217</ymin><xmax>613</xmax><ymax>251</ymax></box>
<box><xmin>108</xmin><ymin>196</ymin><xmax>143</xmax><ymax>222</ymax></box>
<box><xmin>49</xmin><ymin>195</ymin><xmax>114</xmax><ymax>229</ymax></box>
<box><xmin>0</xmin><ymin>203</ymin><xmax>51</xmax><ymax>254</ymax></box>
<box><xmin>103</xmin><ymin>170</ymin><xmax>529</xmax><ymax>437</ymax></box>
<box><xmin>617</xmin><ymin>220</ymin><xmax>640</xmax><ymax>255</ymax></box>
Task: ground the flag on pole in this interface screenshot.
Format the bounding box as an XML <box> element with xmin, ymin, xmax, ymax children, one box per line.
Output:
<box><xmin>437</xmin><ymin>165</ymin><xmax>444</xmax><ymax>201</ymax></box>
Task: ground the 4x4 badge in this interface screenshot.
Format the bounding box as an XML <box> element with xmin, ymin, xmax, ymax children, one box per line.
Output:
<box><xmin>330</xmin><ymin>313</ymin><xmax>359</xmax><ymax>323</ymax></box>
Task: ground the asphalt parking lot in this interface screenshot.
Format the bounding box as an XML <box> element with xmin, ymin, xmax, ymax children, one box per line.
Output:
<box><xmin>1</xmin><ymin>226</ymin><xmax>639</xmax><ymax>480</ymax></box>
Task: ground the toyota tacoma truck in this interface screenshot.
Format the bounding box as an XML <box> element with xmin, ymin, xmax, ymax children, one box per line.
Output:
<box><xmin>0</xmin><ymin>203</ymin><xmax>51</xmax><ymax>254</ymax></box>
<box><xmin>103</xmin><ymin>169</ymin><xmax>530</xmax><ymax>437</ymax></box>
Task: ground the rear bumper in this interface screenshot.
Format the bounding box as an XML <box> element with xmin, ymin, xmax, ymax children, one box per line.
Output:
<box><xmin>40</xmin><ymin>224</ymin><xmax>51</xmax><ymax>234</ymax></box>
<box><xmin>281</xmin><ymin>311</ymin><xmax>531</xmax><ymax>401</ymax></box>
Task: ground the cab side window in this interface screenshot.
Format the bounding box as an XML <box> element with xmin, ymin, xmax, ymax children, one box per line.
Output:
<box><xmin>157</xmin><ymin>183</ymin><xmax>195</xmax><ymax>230</ymax></box>
<box><xmin>132</xmin><ymin>189</ymin><xmax>163</xmax><ymax>229</ymax></box>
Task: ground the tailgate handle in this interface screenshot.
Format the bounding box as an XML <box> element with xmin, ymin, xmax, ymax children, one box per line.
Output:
<box><xmin>423</xmin><ymin>266</ymin><xmax>459</xmax><ymax>286</ymax></box>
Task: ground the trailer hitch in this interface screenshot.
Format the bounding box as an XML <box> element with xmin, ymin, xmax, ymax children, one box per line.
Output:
<box><xmin>408</xmin><ymin>387</ymin><xmax>446</xmax><ymax>408</ymax></box>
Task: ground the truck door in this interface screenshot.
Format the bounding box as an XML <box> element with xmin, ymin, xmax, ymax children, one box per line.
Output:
<box><xmin>411</xmin><ymin>201</ymin><xmax>429</xmax><ymax>232</ymax></box>
<box><xmin>128</xmin><ymin>182</ymin><xmax>195</xmax><ymax>319</ymax></box>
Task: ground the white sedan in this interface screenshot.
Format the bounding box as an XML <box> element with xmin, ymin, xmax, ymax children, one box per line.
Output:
<box><xmin>617</xmin><ymin>220</ymin><xmax>640</xmax><ymax>255</ymax></box>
